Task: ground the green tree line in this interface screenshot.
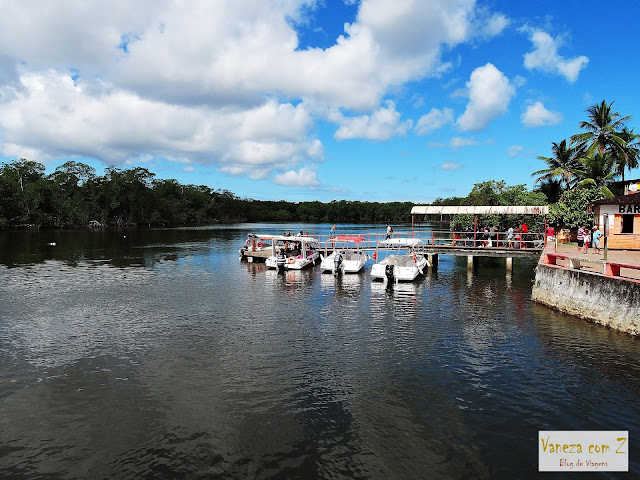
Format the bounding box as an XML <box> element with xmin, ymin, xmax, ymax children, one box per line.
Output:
<box><xmin>0</xmin><ymin>160</ymin><xmax>413</xmax><ymax>229</ymax></box>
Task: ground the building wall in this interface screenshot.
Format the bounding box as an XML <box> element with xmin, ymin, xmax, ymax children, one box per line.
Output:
<box><xmin>532</xmin><ymin>264</ymin><xmax>640</xmax><ymax>335</ymax></box>
<box><xmin>595</xmin><ymin>205</ymin><xmax>640</xmax><ymax>250</ymax></box>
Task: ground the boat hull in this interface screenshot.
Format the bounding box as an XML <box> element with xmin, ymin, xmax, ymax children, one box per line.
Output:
<box><xmin>320</xmin><ymin>251</ymin><xmax>368</xmax><ymax>274</ymax></box>
<box><xmin>371</xmin><ymin>254</ymin><xmax>428</xmax><ymax>282</ymax></box>
<box><xmin>266</xmin><ymin>252</ymin><xmax>319</xmax><ymax>270</ymax></box>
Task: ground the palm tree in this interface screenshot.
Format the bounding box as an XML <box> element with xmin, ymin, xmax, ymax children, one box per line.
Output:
<box><xmin>534</xmin><ymin>178</ymin><xmax>564</xmax><ymax>204</ymax></box>
<box><xmin>571</xmin><ymin>100</ymin><xmax>633</xmax><ymax>179</ymax></box>
<box><xmin>532</xmin><ymin>139</ymin><xmax>581</xmax><ymax>187</ymax></box>
<box><xmin>574</xmin><ymin>152</ymin><xmax>617</xmax><ymax>197</ymax></box>
<box><xmin>615</xmin><ymin>127</ymin><xmax>640</xmax><ymax>181</ymax></box>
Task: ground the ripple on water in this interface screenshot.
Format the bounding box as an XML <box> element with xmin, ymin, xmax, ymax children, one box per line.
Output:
<box><xmin>1</xmin><ymin>230</ymin><xmax>639</xmax><ymax>478</ymax></box>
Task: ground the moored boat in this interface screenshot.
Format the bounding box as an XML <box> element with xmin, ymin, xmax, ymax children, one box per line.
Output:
<box><xmin>320</xmin><ymin>235</ymin><xmax>369</xmax><ymax>275</ymax></box>
<box><xmin>263</xmin><ymin>235</ymin><xmax>320</xmax><ymax>271</ymax></box>
<box><xmin>371</xmin><ymin>238</ymin><xmax>429</xmax><ymax>282</ymax></box>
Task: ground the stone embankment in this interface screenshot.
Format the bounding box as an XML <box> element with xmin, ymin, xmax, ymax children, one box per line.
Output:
<box><xmin>532</xmin><ymin>262</ymin><xmax>640</xmax><ymax>336</ymax></box>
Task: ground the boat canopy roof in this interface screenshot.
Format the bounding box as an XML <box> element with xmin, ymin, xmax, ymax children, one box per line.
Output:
<box><xmin>378</xmin><ymin>238</ymin><xmax>423</xmax><ymax>247</ymax></box>
<box><xmin>411</xmin><ymin>205</ymin><xmax>549</xmax><ymax>215</ymax></box>
<box><xmin>248</xmin><ymin>233</ymin><xmax>318</xmax><ymax>243</ymax></box>
<box><xmin>333</xmin><ymin>235</ymin><xmax>366</xmax><ymax>243</ymax></box>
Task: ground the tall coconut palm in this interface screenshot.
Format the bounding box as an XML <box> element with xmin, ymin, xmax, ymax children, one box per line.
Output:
<box><xmin>571</xmin><ymin>100</ymin><xmax>632</xmax><ymax>178</ymax></box>
<box><xmin>574</xmin><ymin>152</ymin><xmax>617</xmax><ymax>197</ymax></box>
<box><xmin>615</xmin><ymin>127</ymin><xmax>640</xmax><ymax>181</ymax></box>
<box><xmin>532</xmin><ymin>139</ymin><xmax>581</xmax><ymax>187</ymax></box>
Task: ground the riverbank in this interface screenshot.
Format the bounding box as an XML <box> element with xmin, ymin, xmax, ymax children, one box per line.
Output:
<box><xmin>532</xmin><ymin>242</ymin><xmax>640</xmax><ymax>335</ymax></box>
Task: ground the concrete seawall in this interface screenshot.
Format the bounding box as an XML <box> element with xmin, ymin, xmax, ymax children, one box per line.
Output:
<box><xmin>532</xmin><ymin>264</ymin><xmax>640</xmax><ymax>335</ymax></box>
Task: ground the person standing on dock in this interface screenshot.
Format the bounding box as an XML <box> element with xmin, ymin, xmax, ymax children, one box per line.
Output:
<box><xmin>520</xmin><ymin>221</ymin><xmax>529</xmax><ymax>249</ymax></box>
<box><xmin>385</xmin><ymin>224</ymin><xmax>393</xmax><ymax>240</ymax></box>
<box><xmin>489</xmin><ymin>224</ymin><xmax>497</xmax><ymax>247</ymax></box>
<box><xmin>576</xmin><ymin>225</ymin><xmax>585</xmax><ymax>253</ymax></box>
<box><xmin>592</xmin><ymin>226</ymin><xmax>603</xmax><ymax>254</ymax></box>
<box><xmin>583</xmin><ymin>229</ymin><xmax>590</xmax><ymax>254</ymax></box>
<box><xmin>546</xmin><ymin>225</ymin><xmax>555</xmax><ymax>245</ymax></box>
<box><xmin>330</xmin><ymin>224</ymin><xmax>336</xmax><ymax>237</ymax></box>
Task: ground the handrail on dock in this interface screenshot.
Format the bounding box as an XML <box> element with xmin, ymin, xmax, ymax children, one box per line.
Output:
<box><xmin>248</xmin><ymin>229</ymin><xmax>546</xmax><ymax>254</ymax></box>
<box><xmin>542</xmin><ymin>251</ymin><xmax>640</xmax><ymax>283</ymax></box>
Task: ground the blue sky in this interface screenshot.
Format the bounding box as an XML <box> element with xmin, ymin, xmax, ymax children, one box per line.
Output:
<box><xmin>0</xmin><ymin>0</ymin><xmax>638</xmax><ymax>203</ymax></box>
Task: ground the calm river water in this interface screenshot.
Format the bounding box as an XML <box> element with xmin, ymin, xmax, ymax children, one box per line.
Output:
<box><xmin>0</xmin><ymin>224</ymin><xmax>638</xmax><ymax>479</ymax></box>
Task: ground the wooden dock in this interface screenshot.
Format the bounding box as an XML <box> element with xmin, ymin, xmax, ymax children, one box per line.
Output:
<box><xmin>240</xmin><ymin>230</ymin><xmax>543</xmax><ymax>273</ymax></box>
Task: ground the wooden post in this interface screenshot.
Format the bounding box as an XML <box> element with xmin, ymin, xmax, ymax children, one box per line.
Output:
<box><xmin>473</xmin><ymin>215</ymin><xmax>478</xmax><ymax>247</ymax></box>
<box><xmin>506</xmin><ymin>257</ymin><xmax>513</xmax><ymax>273</ymax></box>
<box><xmin>544</xmin><ymin>216</ymin><xmax>548</xmax><ymax>248</ymax></box>
<box><xmin>428</xmin><ymin>253</ymin><xmax>438</xmax><ymax>270</ymax></box>
<box><xmin>467</xmin><ymin>255</ymin><xmax>474</xmax><ymax>271</ymax></box>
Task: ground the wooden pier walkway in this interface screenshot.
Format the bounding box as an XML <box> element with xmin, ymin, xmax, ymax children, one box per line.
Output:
<box><xmin>241</xmin><ymin>229</ymin><xmax>545</xmax><ymax>273</ymax></box>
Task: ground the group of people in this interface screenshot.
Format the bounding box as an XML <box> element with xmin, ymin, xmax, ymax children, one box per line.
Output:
<box><xmin>576</xmin><ymin>225</ymin><xmax>603</xmax><ymax>254</ymax></box>
<box><xmin>475</xmin><ymin>222</ymin><xmax>530</xmax><ymax>249</ymax></box>
<box><xmin>283</xmin><ymin>229</ymin><xmax>305</xmax><ymax>237</ymax></box>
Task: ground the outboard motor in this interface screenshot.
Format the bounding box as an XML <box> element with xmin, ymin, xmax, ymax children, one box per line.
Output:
<box><xmin>385</xmin><ymin>264</ymin><xmax>395</xmax><ymax>283</ymax></box>
<box><xmin>276</xmin><ymin>249</ymin><xmax>286</xmax><ymax>273</ymax></box>
<box><xmin>333</xmin><ymin>253</ymin><xmax>343</xmax><ymax>276</ymax></box>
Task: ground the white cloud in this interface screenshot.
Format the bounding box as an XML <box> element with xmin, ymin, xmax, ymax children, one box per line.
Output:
<box><xmin>440</xmin><ymin>162</ymin><xmax>462</xmax><ymax>171</ymax></box>
<box><xmin>429</xmin><ymin>136</ymin><xmax>484</xmax><ymax>149</ymax></box>
<box><xmin>0</xmin><ymin>71</ymin><xmax>320</xmax><ymax>178</ymax></box>
<box><xmin>482</xmin><ymin>13</ymin><xmax>510</xmax><ymax>37</ymax></box>
<box><xmin>521</xmin><ymin>101</ymin><xmax>562</xmax><ymax>128</ymax></box>
<box><xmin>507</xmin><ymin>145</ymin><xmax>524</xmax><ymax>157</ymax></box>
<box><xmin>523</xmin><ymin>30</ymin><xmax>588</xmax><ymax>82</ymax></box>
<box><xmin>512</xmin><ymin>75</ymin><xmax>527</xmax><ymax>88</ymax></box>
<box><xmin>456</xmin><ymin>63</ymin><xmax>515</xmax><ymax>131</ymax></box>
<box><xmin>334</xmin><ymin>100</ymin><xmax>412</xmax><ymax>141</ymax></box>
<box><xmin>450</xmin><ymin>137</ymin><xmax>478</xmax><ymax>148</ymax></box>
<box><xmin>415</xmin><ymin>107</ymin><xmax>454</xmax><ymax>135</ymax></box>
<box><xmin>273</xmin><ymin>166</ymin><xmax>320</xmax><ymax>187</ymax></box>
<box><xmin>0</xmin><ymin>0</ymin><xmax>517</xmax><ymax>187</ymax></box>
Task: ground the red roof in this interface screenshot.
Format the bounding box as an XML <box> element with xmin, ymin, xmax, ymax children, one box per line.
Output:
<box><xmin>334</xmin><ymin>235</ymin><xmax>366</xmax><ymax>243</ymax></box>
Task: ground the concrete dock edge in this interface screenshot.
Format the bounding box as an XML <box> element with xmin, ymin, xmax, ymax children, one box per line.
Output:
<box><xmin>531</xmin><ymin>264</ymin><xmax>640</xmax><ymax>335</ymax></box>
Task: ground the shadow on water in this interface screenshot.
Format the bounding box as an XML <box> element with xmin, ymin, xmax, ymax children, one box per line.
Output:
<box><xmin>0</xmin><ymin>228</ymin><xmax>236</xmax><ymax>268</ymax></box>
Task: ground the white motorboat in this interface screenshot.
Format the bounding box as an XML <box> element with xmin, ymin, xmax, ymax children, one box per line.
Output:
<box><xmin>371</xmin><ymin>238</ymin><xmax>429</xmax><ymax>282</ymax></box>
<box><xmin>264</xmin><ymin>235</ymin><xmax>320</xmax><ymax>271</ymax></box>
<box><xmin>320</xmin><ymin>235</ymin><xmax>369</xmax><ymax>275</ymax></box>
<box><xmin>239</xmin><ymin>234</ymin><xmax>272</xmax><ymax>255</ymax></box>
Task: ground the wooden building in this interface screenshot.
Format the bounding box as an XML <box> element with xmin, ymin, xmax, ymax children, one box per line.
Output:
<box><xmin>592</xmin><ymin>195</ymin><xmax>640</xmax><ymax>250</ymax></box>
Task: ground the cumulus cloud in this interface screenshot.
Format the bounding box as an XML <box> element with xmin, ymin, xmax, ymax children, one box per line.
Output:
<box><xmin>333</xmin><ymin>101</ymin><xmax>412</xmax><ymax>141</ymax></box>
<box><xmin>456</xmin><ymin>63</ymin><xmax>515</xmax><ymax>131</ymax></box>
<box><xmin>0</xmin><ymin>71</ymin><xmax>320</xmax><ymax>178</ymax></box>
<box><xmin>273</xmin><ymin>166</ymin><xmax>320</xmax><ymax>187</ymax></box>
<box><xmin>523</xmin><ymin>30</ymin><xmax>589</xmax><ymax>82</ymax></box>
<box><xmin>415</xmin><ymin>107</ymin><xmax>454</xmax><ymax>135</ymax></box>
<box><xmin>0</xmin><ymin>0</ymin><xmax>519</xmax><ymax>188</ymax></box>
<box><xmin>521</xmin><ymin>101</ymin><xmax>562</xmax><ymax>128</ymax></box>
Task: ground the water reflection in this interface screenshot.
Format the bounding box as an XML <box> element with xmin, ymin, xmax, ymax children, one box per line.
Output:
<box><xmin>1</xmin><ymin>226</ymin><xmax>639</xmax><ymax>478</ymax></box>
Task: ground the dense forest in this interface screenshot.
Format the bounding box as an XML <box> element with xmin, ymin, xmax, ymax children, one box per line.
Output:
<box><xmin>0</xmin><ymin>159</ymin><xmax>414</xmax><ymax>229</ymax></box>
